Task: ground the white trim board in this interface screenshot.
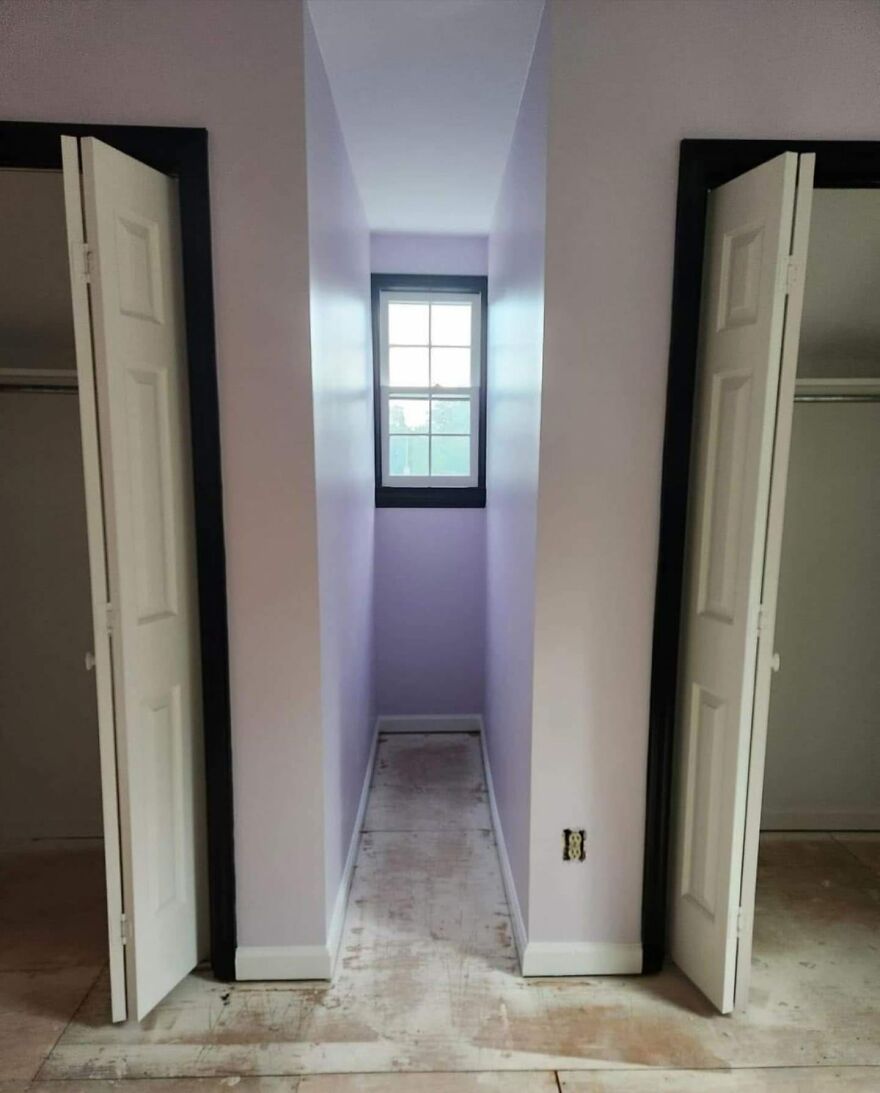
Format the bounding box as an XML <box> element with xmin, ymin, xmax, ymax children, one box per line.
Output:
<box><xmin>762</xmin><ymin>809</ymin><xmax>880</xmax><ymax>832</ymax></box>
<box><xmin>376</xmin><ymin>714</ymin><xmax>482</xmax><ymax>734</ymax></box>
<box><xmin>235</xmin><ymin>945</ymin><xmax>331</xmax><ymax>981</ymax></box>
<box><xmin>478</xmin><ymin>719</ymin><xmax>527</xmax><ymax>969</ymax></box>
<box><xmin>521</xmin><ymin>942</ymin><xmax>643</xmax><ymax>977</ymax></box>
<box><xmin>480</xmin><ymin>720</ymin><xmax>643</xmax><ymax>978</ymax></box>
<box><xmin>239</xmin><ymin>715</ymin><xmax>645</xmax><ymax>982</ymax></box>
<box><xmin>236</xmin><ymin>720</ymin><xmax>380</xmax><ymax>982</ymax></box>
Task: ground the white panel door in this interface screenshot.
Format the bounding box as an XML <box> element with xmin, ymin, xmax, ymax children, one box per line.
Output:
<box><xmin>62</xmin><ymin>136</ymin><xmax>206</xmax><ymax>1020</ymax></box>
<box><xmin>670</xmin><ymin>152</ymin><xmax>813</xmax><ymax>1013</ymax></box>
<box><xmin>61</xmin><ymin>136</ymin><xmax>127</xmax><ymax>1022</ymax></box>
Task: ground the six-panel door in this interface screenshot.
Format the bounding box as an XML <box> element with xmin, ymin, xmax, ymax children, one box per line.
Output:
<box><xmin>78</xmin><ymin>136</ymin><xmax>206</xmax><ymax>1020</ymax></box>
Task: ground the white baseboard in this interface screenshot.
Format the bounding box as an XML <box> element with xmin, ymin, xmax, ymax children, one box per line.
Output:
<box><xmin>327</xmin><ymin>719</ymin><xmax>379</xmax><ymax>971</ymax></box>
<box><xmin>762</xmin><ymin>808</ymin><xmax>880</xmax><ymax>831</ymax></box>
<box><xmin>235</xmin><ymin>944</ymin><xmax>332</xmax><ymax>981</ymax></box>
<box><xmin>479</xmin><ymin>719</ymin><xmax>528</xmax><ymax>969</ymax></box>
<box><xmin>521</xmin><ymin>941</ymin><xmax>643</xmax><ymax>977</ymax></box>
<box><xmin>239</xmin><ymin>716</ymin><xmax>645</xmax><ymax>983</ymax></box>
<box><xmin>236</xmin><ymin>936</ymin><xmax>643</xmax><ymax>983</ymax></box>
<box><xmin>377</xmin><ymin>714</ymin><xmax>482</xmax><ymax>734</ymax></box>
<box><xmin>237</xmin><ymin>720</ymin><xmax>380</xmax><ymax>983</ymax></box>
<box><xmin>481</xmin><ymin>720</ymin><xmax>642</xmax><ymax>978</ymax></box>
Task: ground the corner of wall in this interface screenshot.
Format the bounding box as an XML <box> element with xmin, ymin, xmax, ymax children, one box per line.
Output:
<box><xmin>303</xmin><ymin>0</ymin><xmax>376</xmax><ymax>969</ymax></box>
<box><xmin>483</xmin><ymin>0</ymin><xmax>551</xmax><ymax>953</ymax></box>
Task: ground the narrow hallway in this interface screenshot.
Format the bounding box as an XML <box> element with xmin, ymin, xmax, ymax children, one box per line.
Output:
<box><xmin>353</xmin><ymin>731</ymin><xmax>518</xmax><ymax>974</ymax></box>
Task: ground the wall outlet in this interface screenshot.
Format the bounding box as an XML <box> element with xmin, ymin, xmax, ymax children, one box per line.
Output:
<box><xmin>563</xmin><ymin>828</ymin><xmax>586</xmax><ymax>861</ymax></box>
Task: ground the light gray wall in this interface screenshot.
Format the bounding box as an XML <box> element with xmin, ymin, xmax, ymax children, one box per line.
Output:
<box><xmin>763</xmin><ymin>403</ymin><xmax>880</xmax><ymax>829</ymax></box>
<box><xmin>0</xmin><ymin>392</ymin><xmax>101</xmax><ymax>841</ymax></box>
<box><xmin>799</xmin><ymin>190</ymin><xmax>880</xmax><ymax>378</ymax></box>
<box><xmin>303</xmin><ymin>7</ymin><xmax>376</xmax><ymax>931</ymax></box>
<box><xmin>485</xmin><ymin>6</ymin><xmax>549</xmax><ymax>932</ymax></box>
<box><xmin>0</xmin><ymin>170</ymin><xmax>76</xmax><ymax>372</ymax></box>
<box><xmin>526</xmin><ymin>0</ymin><xmax>880</xmax><ymax>948</ymax></box>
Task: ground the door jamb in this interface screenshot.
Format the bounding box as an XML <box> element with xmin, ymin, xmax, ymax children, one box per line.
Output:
<box><xmin>0</xmin><ymin>120</ymin><xmax>236</xmax><ymax>981</ymax></box>
<box><xmin>642</xmin><ymin>138</ymin><xmax>880</xmax><ymax>974</ymax></box>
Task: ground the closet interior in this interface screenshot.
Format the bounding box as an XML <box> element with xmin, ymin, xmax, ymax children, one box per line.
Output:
<box><xmin>750</xmin><ymin>187</ymin><xmax>879</xmax><ymax>991</ymax></box>
<box><xmin>0</xmin><ymin>168</ymin><xmax>107</xmax><ymax>969</ymax></box>
<box><xmin>762</xmin><ymin>188</ymin><xmax>880</xmax><ymax>835</ymax></box>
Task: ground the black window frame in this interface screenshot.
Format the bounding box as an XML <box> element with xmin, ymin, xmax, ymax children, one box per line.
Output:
<box><xmin>372</xmin><ymin>273</ymin><xmax>487</xmax><ymax>508</ymax></box>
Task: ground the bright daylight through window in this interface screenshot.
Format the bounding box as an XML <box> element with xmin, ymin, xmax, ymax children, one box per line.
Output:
<box><xmin>373</xmin><ymin>276</ymin><xmax>486</xmax><ymax>507</ymax></box>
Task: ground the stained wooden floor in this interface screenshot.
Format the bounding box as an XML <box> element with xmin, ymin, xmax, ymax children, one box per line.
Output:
<box><xmin>1</xmin><ymin>731</ymin><xmax>878</xmax><ymax>1090</ymax></box>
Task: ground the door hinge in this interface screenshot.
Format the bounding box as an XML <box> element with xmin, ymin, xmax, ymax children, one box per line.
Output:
<box><xmin>119</xmin><ymin>912</ymin><xmax>129</xmax><ymax>945</ymax></box>
<box><xmin>104</xmin><ymin>602</ymin><xmax>115</xmax><ymax>635</ymax></box>
<box><xmin>73</xmin><ymin>242</ymin><xmax>94</xmax><ymax>284</ymax></box>
<box><xmin>784</xmin><ymin>256</ymin><xmax>800</xmax><ymax>295</ymax></box>
<box><xmin>736</xmin><ymin>906</ymin><xmax>745</xmax><ymax>938</ymax></box>
<box><xmin>755</xmin><ymin>603</ymin><xmax>766</xmax><ymax>637</ymax></box>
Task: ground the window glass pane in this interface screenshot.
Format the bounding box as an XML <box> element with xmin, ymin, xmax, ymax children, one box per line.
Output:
<box><xmin>431</xmin><ymin>398</ymin><xmax>470</xmax><ymax>434</ymax></box>
<box><xmin>431</xmin><ymin>435</ymin><xmax>470</xmax><ymax>476</ymax></box>
<box><xmin>388</xmin><ymin>301</ymin><xmax>428</xmax><ymax>345</ymax></box>
<box><xmin>431</xmin><ymin>302</ymin><xmax>471</xmax><ymax>346</ymax></box>
<box><xmin>431</xmin><ymin>347</ymin><xmax>471</xmax><ymax>387</ymax></box>
<box><xmin>389</xmin><ymin>398</ymin><xmax>428</xmax><ymax>433</ymax></box>
<box><xmin>389</xmin><ymin>346</ymin><xmax>429</xmax><ymax>386</ymax></box>
<box><xmin>390</xmin><ymin>435</ymin><xmax>429</xmax><ymax>476</ymax></box>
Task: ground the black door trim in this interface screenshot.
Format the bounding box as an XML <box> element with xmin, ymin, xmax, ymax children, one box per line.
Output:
<box><xmin>0</xmin><ymin>119</ymin><xmax>236</xmax><ymax>981</ymax></box>
<box><xmin>643</xmin><ymin>138</ymin><xmax>880</xmax><ymax>973</ymax></box>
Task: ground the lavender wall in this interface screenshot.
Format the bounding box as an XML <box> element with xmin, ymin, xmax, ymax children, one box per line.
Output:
<box><xmin>9</xmin><ymin>0</ymin><xmax>873</xmax><ymax>967</ymax></box>
<box><xmin>374</xmin><ymin>508</ymin><xmax>485</xmax><ymax>716</ymax></box>
<box><xmin>371</xmin><ymin>233</ymin><xmax>488</xmax><ymax>717</ymax></box>
<box><xmin>0</xmin><ymin>0</ymin><xmax>328</xmax><ymax>949</ymax></box>
<box><xmin>371</xmin><ymin>233</ymin><xmax>488</xmax><ymax>277</ymax></box>
<box><xmin>303</xmin><ymin>11</ymin><xmax>375</xmax><ymax>930</ymax></box>
<box><xmin>527</xmin><ymin>0</ymin><xmax>880</xmax><ymax>949</ymax></box>
<box><xmin>485</xmin><ymin>10</ymin><xmax>549</xmax><ymax>932</ymax></box>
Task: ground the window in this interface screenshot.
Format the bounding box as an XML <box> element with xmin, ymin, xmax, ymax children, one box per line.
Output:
<box><xmin>372</xmin><ymin>274</ymin><xmax>487</xmax><ymax>507</ymax></box>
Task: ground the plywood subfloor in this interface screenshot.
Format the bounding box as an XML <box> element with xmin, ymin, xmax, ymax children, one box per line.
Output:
<box><xmin>0</xmin><ymin>840</ymin><xmax>105</xmax><ymax>1081</ymax></box>
<box><xmin>2</xmin><ymin>733</ymin><xmax>878</xmax><ymax>1090</ymax></box>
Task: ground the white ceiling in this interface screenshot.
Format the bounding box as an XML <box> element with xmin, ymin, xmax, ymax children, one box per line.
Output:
<box><xmin>307</xmin><ymin>0</ymin><xmax>544</xmax><ymax>235</ymax></box>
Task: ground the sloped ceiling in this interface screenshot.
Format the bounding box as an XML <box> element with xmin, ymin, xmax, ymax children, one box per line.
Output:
<box><xmin>307</xmin><ymin>0</ymin><xmax>544</xmax><ymax>234</ymax></box>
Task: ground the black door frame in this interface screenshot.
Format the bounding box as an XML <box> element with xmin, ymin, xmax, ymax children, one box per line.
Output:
<box><xmin>0</xmin><ymin>120</ymin><xmax>236</xmax><ymax>981</ymax></box>
<box><xmin>642</xmin><ymin>138</ymin><xmax>880</xmax><ymax>973</ymax></box>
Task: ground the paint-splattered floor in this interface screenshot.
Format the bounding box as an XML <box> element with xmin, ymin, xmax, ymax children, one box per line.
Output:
<box><xmin>2</xmin><ymin>731</ymin><xmax>879</xmax><ymax>1090</ymax></box>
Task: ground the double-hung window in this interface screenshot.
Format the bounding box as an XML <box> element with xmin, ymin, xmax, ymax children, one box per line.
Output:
<box><xmin>372</xmin><ymin>274</ymin><xmax>487</xmax><ymax>507</ymax></box>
